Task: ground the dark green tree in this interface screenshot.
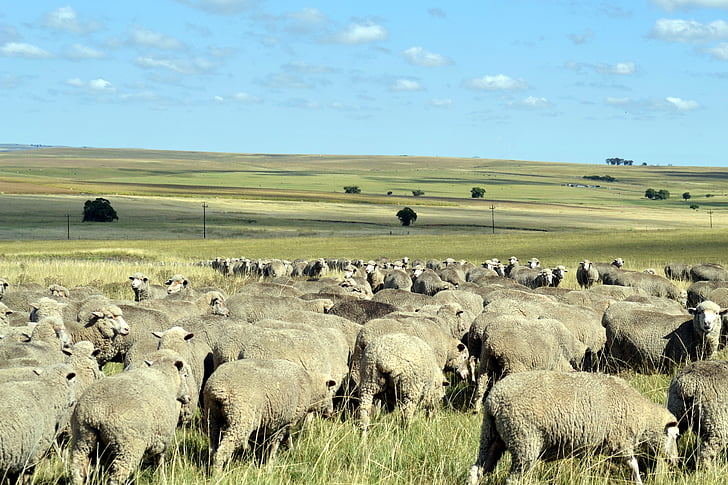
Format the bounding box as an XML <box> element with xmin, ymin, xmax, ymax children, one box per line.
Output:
<box><xmin>343</xmin><ymin>186</ymin><xmax>361</xmax><ymax>194</ymax></box>
<box><xmin>682</xmin><ymin>192</ymin><xmax>691</xmax><ymax>201</ymax></box>
<box><xmin>82</xmin><ymin>198</ymin><xmax>118</xmax><ymax>222</ymax></box>
<box><xmin>645</xmin><ymin>188</ymin><xmax>657</xmax><ymax>199</ymax></box>
<box><xmin>396</xmin><ymin>207</ymin><xmax>417</xmax><ymax>226</ymax></box>
<box><xmin>657</xmin><ymin>189</ymin><xmax>670</xmax><ymax>200</ymax></box>
<box><xmin>471</xmin><ymin>187</ymin><xmax>486</xmax><ymax>198</ymax></box>
<box><xmin>690</xmin><ymin>203</ymin><xmax>700</xmax><ymax>210</ymax></box>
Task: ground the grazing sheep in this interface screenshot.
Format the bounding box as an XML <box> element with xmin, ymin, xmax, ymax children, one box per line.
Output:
<box><xmin>164</xmin><ymin>274</ymin><xmax>194</xmax><ymax>296</ymax></box>
<box><xmin>432</xmin><ymin>289</ymin><xmax>484</xmax><ymax>317</ymax></box>
<box><xmin>470</xmin><ymin>315</ymin><xmax>589</xmax><ymax>413</ymax></box>
<box><xmin>262</xmin><ymin>259</ymin><xmax>291</xmax><ymax>278</ymax></box>
<box><xmin>224</xmin><ymin>294</ymin><xmax>332</xmax><ymax>322</ymax></box>
<box><xmin>29</xmin><ymin>296</ymin><xmax>68</xmax><ymax>322</ymax></box>
<box><xmin>357</xmin><ymin>333</ymin><xmax>449</xmax><ymax>432</ymax></box>
<box><xmin>690</xmin><ymin>263</ymin><xmax>728</xmax><ymax>282</ymax></box>
<box><xmin>667</xmin><ymin>359</ymin><xmax>728</xmax><ymax>468</ymax></box>
<box><xmin>382</xmin><ymin>267</ymin><xmax>413</xmax><ymax>292</ymax></box>
<box><xmin>129</xmin><ymin>272</ymin><xmax>166</xmax><ymax>301</ymax></box>
<box><xmin>550</xmin><ymin>265</ymin><xmax>568</xmax><ymax>287</ymax></box>
<box><xmin>467</xmin><ymin>370</ymin><xmax>679</xmax><ymax>485</ymax></box>
<box><xmin>48</xmin><ymin>284</ymin><xmax>70</xmax><ymax>298</ymax></box>
<box><xmin>687</xmin><ymin>280</ymin><xmax>728</xmax><ymax>307</ymax></box>
<box><xmin>607</xmin><ymin>269</ymin><xmax>687</xmax><ymax>304</ymax></box>
<box><xmin>303</xmin><ymin>258</ymin><xmax>329</xmax><ymax>278</ymax></box>
<box><xmin>327</xmin><ymin>299</ymin><xmax>398</xmax><ymax>324</ymax></box>
<box><xmin>664</xmin><ymin>263</ymin><xmax>693</xmax><ymax>281</ymax></box>
<box><xmin>138</xmin><ymin>290</ymin><xmax>230</xmax><ymax>322</ymax></box>
<box><xmin>235</xmin><ymin>281</ymin><xmax>304</xmax><ymax>298</ymax></box>
<box><xmin>371</xmin><ymin>288</ymin><xmax>434</xmax><ymax>311</ymax></box>
<box><xmin>412</xmin><ymin>269</ymin><xmax>455</xmax><ymax>296</ymax></box>
<box><xmin>203</xmin><ymin>358</ymin><xmax>337</xmax><ymax>470</ymax></box>
<box><xmin>0</xmin><ymin>316</ymin><xmax>71</xmax><ymax>368</ymax></box>
<box><xmin>593</xmin><ymin>257</ymin><xmax>625</xmax><ymax>283</ymax></box>
<box><xmin>603</xmin><ymin>300</ymin><xmax>727</xmax><ymax>373</ymax></box>
<box><xmin>576</xmin><ymin>259</ymin><xmax>600</xmax><ymax>289</ymax></box>
<box><xmin>0</xmin><ymin>363</ymin><xmax>77</xmax><ymax>484</ymax></box>
<box><xmin>70</xmin><ymin>352</ymin><xmax>191</xmax><ymax>485</ymax></box>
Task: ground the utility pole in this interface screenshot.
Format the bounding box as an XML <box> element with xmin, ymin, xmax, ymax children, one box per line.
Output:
<box><xmin>202</xmin><ymin>202</ymin><xmax>208</xmax><ymax>239</ymax></box>
<box><xmin>66</xmin><ymin>214</ymin><xmax>70</xmax><ymax>240</ymax></box>
<box><xmin>709</xmin><ymin>209</ymin><xmax>713</xmax><ymax>229</ymax></box>
<box><xmin>490</xmin><ymin>204</ymin><xmax>495</xmax><ymax>234</ymax></box>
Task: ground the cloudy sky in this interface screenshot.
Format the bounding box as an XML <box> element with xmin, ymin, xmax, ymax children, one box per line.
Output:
<box><xmin>2</xmin><ymin>1</ymin><xmax>727</xmax><ymax>166</ymax></box>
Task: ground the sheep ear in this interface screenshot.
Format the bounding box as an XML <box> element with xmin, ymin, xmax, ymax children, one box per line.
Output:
<box><xmin>184</xmin><ymin>333</ymin><xmax>194</xmax><ymax>341</ymax></box>
<box><xmin>720</xmin><ymin>309</ymin><xmax>728</xmax><ymax>315</ymax></box>
<box><xmin>66</xmin><ymin>372</ymin><xmax>76</xmax><ymax>382</ymax></box>
<box><xmin>457</xmin><ymin>343</ymin><xmax>466</xmax><ymax>352</ymax></box>
<box><xmin>62</xmin><ymin>347</ymin><xmax>73</xmax><ymax>356</ymax></box>
<box><xmin>174</xmin><ymin>360</ymin><xmax>185</xmax><ymax>371</ymax></box>
<box><xmin>442</xmin><ymin>380</ymin><xmax>450</xmax><ymax>387</ymax></box>
<box><xmin>688</xmin><ymin>307</ymin><xmax>697</xmax><ymax>315</ymax></box>
<box><xmin>92</xmin><ymin>349</ymin><xmax>101</xmax><ymax>357</ymax></box>
<box><xmin>33</xmin><ymin>368</ymin><xmax>43</xmax><ymax>376</ymax></box>
<box><xmin>326</xmin><ymin>379</ymin><xmax>337</xmax><ymax>390</ymax></box>
<box><xmin>92</xmin><ymin>311</ymin><xmax>104</xmax><ymax>318</ymax></box>
<box><xmin>151</xmin><ymin>331</ymin><xmax>164</xmax><ymax>338</ymax></box>
<box><xmin>144</xmin><ymin>360</ymin><xmax>154</xmax><ymax>367</ymax></box>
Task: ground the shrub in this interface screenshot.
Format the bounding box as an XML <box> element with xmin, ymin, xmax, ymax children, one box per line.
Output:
<box><xmin>82</xmin><ymin>198</ymin><xmax>118</xmax><ymax>222</ymax></box>
<box><xmin>412</xmin><ymin>189</ymin><xmax>425</xmax><ymax>197</ymax></box>
<box><xmin>396</xmin><ymin>207</ymin><xmax>417</xmax><ymax>226</ymax></box>
<box><xmin>343</xmin><ymin>186</ymin><xmax>361</xmax><ymax>194</ymax></box>
<box><xmin>471</xmin><ymin>187</ymin><xmax>486</xmax><ymax>198</ymax></box>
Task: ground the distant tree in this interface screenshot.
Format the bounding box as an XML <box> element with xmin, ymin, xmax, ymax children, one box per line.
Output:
<box><xmin>690</xmin><ymin>204</ymin><xmax>700</xmax><ymax>210</ymax></box>
<box><xmin>396</xmin><ymin>207</ymin><xmax>417</xmax><ymax>226</ymax></box>
<box><xmin>682</xmin><ymin>192</ymin><xmax>691</xmax><ymax>201</ymax></box>
<box><xmin>387</xmin><ymin>191</ymin><xmax>393</xmax><ymax>195</ymax></box>
<box><xmin>645</xmin><ymin>188</ymin><xmax>657</xmax><ymax>199</ymax></box>
<box><xmin>343</xmin><ymin>186</ymin><xmax>361</xmax><ymax>194</ymax></box>
<box><xmin>412</xmin><ymin>189</ymin><xmax>425</xmax><ymax>197</ymax></box>
<box><xmin>471</xmin><ymin>187</ymin><xmax>486</xmax><ymax>198</ymax></box>
<box><xmin>658</xmin><ymin>189</ymin><xmax>670</xmax><ymax>200</ymax></box>
<box><xmin>82</xmin><ymin>198</ymin><xmax>118</xmax><ymax>222</ymax></box>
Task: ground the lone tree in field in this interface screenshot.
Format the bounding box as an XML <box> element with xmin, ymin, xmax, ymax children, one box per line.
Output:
<box><xmin>82</xmin><ymin>198</ymin><xmax>118</xmax><ymax>222</ymax></box>
<box><xmin>682</xmin><ymin>192</ymin><xmax>691</xmax><ymax>201</ymax></box>
<box><xmin>396</xmin><ymin>207</ymin><xmax>417</xmax><ymax>226</ymax></box>
<box><xmin>412</xmin><ymin>189</ymin><xmax>425</xmax><ymax>197</ymax></box>
<box><xmin>471</xmin><ymin>187</ymin><xmax>486</xmax><ymax>198</ymax></box>
<box><xmin>343</xmin><ymin>186</ymin><xmax>361</xmax><ymax>194</ymax></box>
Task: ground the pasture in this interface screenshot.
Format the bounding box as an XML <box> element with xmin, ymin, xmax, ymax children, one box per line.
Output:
<box><xmin>1</xmin><ymin>147</ymin><xmax>728</xmax><ymax>484</ymax></box>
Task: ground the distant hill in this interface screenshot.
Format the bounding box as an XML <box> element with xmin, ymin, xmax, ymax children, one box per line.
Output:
<box><xmin>0</xmin><ymin>144</ymin><xmax>64</xmax><ymax>152</ymax></box>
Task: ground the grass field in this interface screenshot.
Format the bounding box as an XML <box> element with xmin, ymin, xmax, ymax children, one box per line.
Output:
<box><xmin>1</xmin><ymin>147</ymin><xmax>727</xmax><ymax>484</ymax></box>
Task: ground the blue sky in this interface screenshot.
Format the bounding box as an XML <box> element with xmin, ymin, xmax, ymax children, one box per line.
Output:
<box><xmin>2</xmin><ymin>1</ymin><xmax>727</xmax><ymax>166</ymax></box>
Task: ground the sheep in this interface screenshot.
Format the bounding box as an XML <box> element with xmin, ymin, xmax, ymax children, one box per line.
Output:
<box><xmin>65</xmin><ymin>300</ymin><xmax>130</xmax><ymax>367</ymax></box>
<box><xmin>224</xmin><ymin>294</ymin><xmax>332</xmax><ymax>322</ymax></box>
<box><xmin>364</xmin><ymin>260</ymin><xmax>386</xmax><ymax>293</ymax></box>
<box><xmin>0</xmin><ymin>302</ymin><xmax>12</xmax><ymax>326</ymax></box>
<box><xmin>690</xmin><ymin>263</ymin><xmax>728</xmax><ymax>282</ymax></box>
<box><xmin>412</xmin><ymin>268</ymin><xmax>455</xmax><ymax>296</ymax></box>
<box><xmin>470</xmin><ymin>315</ymin><xmax>589</xmax><ymax>413</ymax></box>
<box><xmin>69</xmin><ymin>352</ymin><xmax>191</xmax><ymax>485</ymax></box>
<box><xmin>606</xmin><ymin>269</ymin><xmax>687</xmax><ymax>304</ymax></box>
<box><xmin>576</xmin><ymin>259</ymin><xmax>600</xmax><ymax>289</ymax></box>
<box><xmin>382</xmin><ymin>267</ymin><xmax>413</xmax><ymax>292</ymax></box>
<box><xmin>262</xmin><ymin>259</ymin><xmax>291</xmax><ymax>278</ymax></box>
<box><xmin>129</xmin><ymin>272</ymin><xmax>166</xmax><ymax>301</ymax></box>
<box><xmin>687</xmin><ymin>280</ymin><xmax>728</xmax><ymax>307</ymax></box>
<box><xmin>371</xmin><ymin>288</ymin><xmax>434</xmax><ymax>311</ymax></box>
<box><xmin>235</xmin><ymin>281</ymin><xmax>304</xmax><ymax>298</ymax></box>
<box><xmin>550</xmin><ymin>265</ymin><xmax>568</xmax><ymax>287</ymax></box>
<box><xmin>164</xmin><ymin>274</ymin><xmax>197</xmax><ymax>297</ymax></box>
<box><xmin>432</xmin><ymin>289</ymin><xmax>484</xmax><ymax>317</ymax></box>
<box><xmin>603</xmin><ymin>300</ymin><xmax>728</xmax><ymax>373</ymax></box>
<box><xmin>303</xmin><ymin>258</ymin><xmax>329</xmax><ymax>278</ymax></box>
<box><xmin>667</xmin><ymin>359</ymin><xmax>728</xmax><ymax>468</ymax></box>
<box><xmin>436</xmin><ymin>265</ymin><xmax>467</xmax><ymax>286</ymax></box>
<box><xmin>48</xmin><ymin>284</ymin><xmax>70</xmax><ymax>298</ymax></box>
<box><xmin>0</xmin><ymin>316</ymin><xmax>71</xmax><ymax>368</ymax></box>
<box><xmin>138</xmin><ymin>290</ymin><xmax>230</xmax><ymax>321</ymax></box>
<box><xmin>0</xmin><ymin>363</ymin><xmax>77</xmax><ymax>484</ymax></box>
<box><xmin>0</xmin><ymin>278</ymin><xmax>8</xmax><ymax>300</ymax></box>
<box><xmin>467</xmin><ymin>370</ymin><xmax>679</xmax><ymax>485</ymax></box>
<box><xmin>664</xmin><ymin>263</ymin><xmax>693</xmax><ymax>281</ymax></box>
<box><xmin>327</xmin><ymin>299</ymin><xmax>398</xmax><ymax>324</ymax></box>
<box><xmin>203</xmin><ymin>358</ymin><xmax>337</xmax><ymax>470</ymax></box>
<box><xmin>514</xmin><ymin>267</ymin><xmax>555</xmax><ymax>289</ymax></box>
<box><xmin>357</xmin><ymin>333</ymin><xmax>449</xmax><ymax>432</ymax></box>
<box><xmin>593</xmin><ymin>257</ymin><xmax>625</xmax><ymax>283</ymax></box>
<box><xmin>465</xmin><ymin>265</ymin><xmax>500</xmax><ymax>284</ymax></box>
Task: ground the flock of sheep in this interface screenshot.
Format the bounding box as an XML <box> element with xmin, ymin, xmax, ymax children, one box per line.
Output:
<box><xmin>0</xmin><ymin>255</ymin><xmax>727</xmax><ymax>484</ymax></box>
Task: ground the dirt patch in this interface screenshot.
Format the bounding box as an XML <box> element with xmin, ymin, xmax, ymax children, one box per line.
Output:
<box><xmin>0</xmin><ymin>180</ymin><xmax>77</xmax><ymax>194</ymax></box>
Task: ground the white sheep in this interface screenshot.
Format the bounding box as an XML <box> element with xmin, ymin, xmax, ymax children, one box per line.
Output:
<box><xmin>0</xmin><ymin>363</ymin><xmax>77</xmax><ymax>484</ymax></box>
<box><xmin>357</xmin><ymin>333</ymin><xmax>449</xmax><ymax>432</ymax></box>
<box><xmin>70</xmin><ymin>351</ymin><xmax>191</xmax><ymax>485</ymax></box>
<box><xmin>603</xmin><ymin>300</ymin><xmax>727</xmax><ymax>373</ymax></box>
<box><xmin>576</xmin><ymin>259</ymin><xmax>600</xmax><ymax>289</ymax></box>
<box><xmin>467</xmin><ymin>370</ymin><xmax>680</xmax><ymax>485</ymax></box>
<box><xmin>128</xmin><ymin>272</ymin><xmax>166</xmax><ymax>301</ymax></box>
<box><xmin>203</xmin><ymin>358</ymin><xmax>337</xmax><ymax>470</ymax></box>
<box><xmin>667</xmin><ymin>359</ymin><xmax>728</xmax><ymax>468</ymax></box>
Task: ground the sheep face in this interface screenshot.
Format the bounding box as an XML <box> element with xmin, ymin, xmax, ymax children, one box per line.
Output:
<box><xmin>89</xmin><ymin>307</ymin><xmax>130</xmax><ymax>338</ymax></box>
<box><xmin>129</xmin><ymin>273</ymin><xmax>148</xmax><ymax>290</ymax></box>
<box><xmin>166</xmin><ymin>275</ymin><xmax>188</xmax><ymax>294</ymax></box>
<box><xmin>689</xmin><ymin>302</ymin><xmax>728</xmax><ymax>335</ymax></box>
<box><xmin>447</xmin><ymin>342</ymin><xmax>470</xmax><ymax>380</ymax></box>
<box><xmin>642</xmin><ymin>422</ymin><xmax>680</xmax><ymax>467</ymax></box>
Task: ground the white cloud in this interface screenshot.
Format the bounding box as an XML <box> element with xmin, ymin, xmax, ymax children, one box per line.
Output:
<box><xmin>333</xmin><ymin>22</ymin><xmax>388</xmax><ymax>44</ymax></box>
<box><xmin>402</xmin><ymin>46</ymin><xmax>452</xmax><ymax>67</ymax></box>
<box><xmin>67</xmin><ymin>78</ymin><xmax>115</xmax><ymax>93</ymax></box>
<box><xmin>430</xmin><ymin>98</ymin><xmax>452</xmax><ymax>107</ymax></box>
<box><xmin>606</xmin><ymin>96</ymin><xmax>631</xmax><ymax>105</ymax></box>
<box><xmin>135</xmin><ymin>56</ymin><xmax>214</xmax><ymax>74</ymax></box>
<box><xmin>652</xmin><ymin>0</ymin><xmax>728</xmax><ymax>10</ymax></box>
<box><xmin>666</xmin><ymin>96</ymin><xmax>700</xmax><ymax>110</ymax></box>
<box><xmin>233</xmin><ymin>92</ymin><xmax>261</xmax><ymax>103</ymax></box>
<box><xmin>650</xmin><ymin>18</ymin><xmax>728</xmax><ymax>42</ymax></box>
<box><xmin>391</xmin><ymin>79</ymin><xmax>423</xmax><ymax>91</ymax></box>
<box><xmin>518</xmin><ymin>96</ymin><xmax>550</xmax><ymax>108</ymax></box>
<box><xmin>705</xmin><ymin>41</ymin><xmax>728</xmax><ymax>59</ymax></box>
<box><xmin>44</xmin><ymin>6</ymin><xmax>99</xmax><ymax>33</ymax></box>
<box><xmin>283</xmin><ymin>61</ymin><xmax>334</xmax><ymax>74</ymax></box>
<box><xmin>130</xmin><ymin>26</ymin><xmax>184</xmax><ymax>50</ymax></box>
<box><xmin>464</xmin><ymin>74</ymin><xmax>528</xmax><ymax>90</ymax></box>
<box><xmin>176</xmin><ymin>0</ymin><xmax>255</xmax><ymax>15</ymax></box>
<box><xmin>609</xmin><ymin>62</ymin><xmax>636</xmax><ymax>74</ymax></box>
<box><xmin>67</xmin><ymin>44</ymin><xmax>106</xmax><ymax>60</ymax></box>
<box><xmin>0</xmin><ymin>42</ymin><xmax>51</xmax><ymax>58</ymax></box>
<box><xmin>286</xmin><ymin>8</ymin><xmax>328</xmax><ymax>34</ymax></box>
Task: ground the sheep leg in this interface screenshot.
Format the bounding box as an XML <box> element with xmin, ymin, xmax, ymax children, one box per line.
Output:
<box><xmin>625</xmin><ymin>455</ymin><xmax>643</xmax><ymax>485</ymax></box>
<box><xmin>70</xmin><ymin>426</ymin><xmax>97</xmax><ymax>485</ymax></box>
<box><xmin>697</xmin><ymin>436</ymin><xmax>722</xmax><ymax>469</ymax></box>
<box><xmin>212</xmin><ymin>423</ymin><xmax>250</xmax><ymax>473</ymax></box>
<box><xmin>358</xmin><ymin>389</ymin><xmax>375</xmax><ymax>433</ymax></box>
<box><xmin>107</xmin><ymin>440</ymin><xmax>146</xmax><ymax>485</ymax></box>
